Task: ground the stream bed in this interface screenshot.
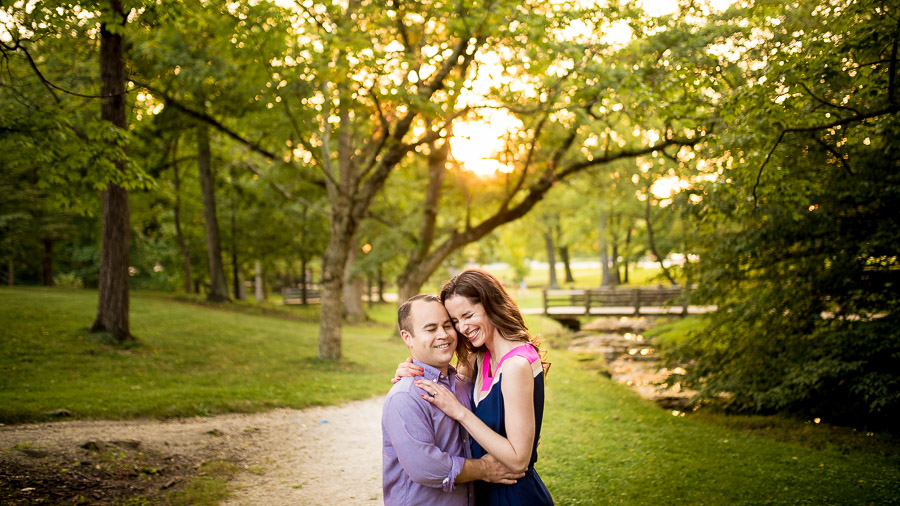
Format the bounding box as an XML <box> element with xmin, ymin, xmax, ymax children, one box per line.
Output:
<box><xmin>567</xmin><ymin>316</ymin><xmax>695</xmax><ymax>412</ymax></box>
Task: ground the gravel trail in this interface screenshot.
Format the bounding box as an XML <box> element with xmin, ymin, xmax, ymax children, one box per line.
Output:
<box><xmin>0</xmin><ymin>396</ymin><xmax>385</xmax><ymax>505</ymax></box>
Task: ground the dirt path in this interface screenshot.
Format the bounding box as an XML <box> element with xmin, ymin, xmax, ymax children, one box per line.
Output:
<box><xmin>0</xmin><ymin>396</ymin><xmax>385</xmax><ymax>505</ymax></box>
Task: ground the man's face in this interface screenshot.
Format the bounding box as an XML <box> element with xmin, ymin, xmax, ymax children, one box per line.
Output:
<box><xmin>401</xmin><ymin>299</ymin><xmax>457</xmax><ymax>370</ymax></box>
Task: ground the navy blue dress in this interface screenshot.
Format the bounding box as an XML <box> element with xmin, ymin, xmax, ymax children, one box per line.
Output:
<box><xmin>471</xmin><ymin>344</ymin><xmax>553</xmax><ymax>505</ymax></box>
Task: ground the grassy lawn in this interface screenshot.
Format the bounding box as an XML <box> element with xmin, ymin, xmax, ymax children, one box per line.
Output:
<box><xmin>1</xmin><ymin>287</ymin><xmax>898</xmax><ymax>504</ymax></box>
<box><xmin>540</xmin><ymin>352</ymin><xmax>900</xmax><ymax>504</ymax></box>
<box><xmin>0</xmin><ymin>287</ymin><xmax>408</xmax><ymax>422</ymax></box>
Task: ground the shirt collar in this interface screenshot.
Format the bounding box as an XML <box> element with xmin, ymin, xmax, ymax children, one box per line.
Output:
<box><xmin>412</xmin><ymin>359</ymin><xmax>457</xmax><ymax>388</ymax></box>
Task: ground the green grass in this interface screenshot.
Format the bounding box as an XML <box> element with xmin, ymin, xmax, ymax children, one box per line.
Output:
<box><xmin>2</xmin><ymin>286</ymin><xmax>898</xmax><ymax>504</ymax></box>
<box><xmin>642</xmin><ymin>315</ymin><xmax>707</xmax><ymax>349</ymax></box>
<box><xmin>0</xmin><ymin>287</ymin><xmax>408</xmax><ymax>422</ymax></box>
<box><xmin>158</xmin><ymin>459</ymin><xmax>241</xmax><ymax>506</ymax></box>
<box><xmin>540</xmin><ymin>351</ymin><xmax>900</xmax><ymax>504</ymax></box>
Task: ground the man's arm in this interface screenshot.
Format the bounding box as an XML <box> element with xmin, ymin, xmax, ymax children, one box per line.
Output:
<box><xmin>383</xmin><ymin>392</ymin><xmax>466</xmax><ymax>492</ymax></box>
<box><xmin>456</xmin><ymin>454</ymin><xmax>525</xmax><ymax>485</ymax></box>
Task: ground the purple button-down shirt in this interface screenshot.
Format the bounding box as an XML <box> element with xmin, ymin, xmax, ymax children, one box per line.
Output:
<box><xmin>382</xmin><ymin>360</ymin><xmax>475</xmax><ymax>506</ymax></box>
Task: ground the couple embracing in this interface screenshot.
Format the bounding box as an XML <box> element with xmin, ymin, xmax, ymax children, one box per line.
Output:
<box><xmin>382</xmin><ymin>269</ymin><xmax>554</xmax><ymax>505</ymax></box>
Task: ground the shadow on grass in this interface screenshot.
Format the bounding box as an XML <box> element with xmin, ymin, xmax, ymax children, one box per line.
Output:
<box><xmin>83</xmin><ymin>328</ymin><xmax>141</xmax><ymax>350</ymax></box>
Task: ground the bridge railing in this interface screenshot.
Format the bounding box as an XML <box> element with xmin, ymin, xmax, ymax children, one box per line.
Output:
<box><xmin>542</xmin><ymin>286</ymin><xmax>687</xmax><ymax>316</ymax></box>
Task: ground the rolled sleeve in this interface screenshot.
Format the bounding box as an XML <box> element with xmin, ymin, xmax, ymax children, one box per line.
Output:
<box><xmin>443</xmin><ymin>455</ymin><xmax>466</xmax><ymax>492</ymax></box>
<box><xmin>383</xmin><ymin>391</ymin><xmax>458</xmax><ymax>489</ymax></box>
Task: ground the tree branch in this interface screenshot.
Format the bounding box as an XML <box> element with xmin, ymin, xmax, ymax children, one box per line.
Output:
<box><xmin>751</xmin><ymin>105</ymin><xmax>900</xmax><ymax>205</ymax></box>
<box><xmin>798</xmin><ymin>82</ymin><xmax>861</xmax><ymax>116</ymax></box>
<box><xmin>811</xmin><ymin>135</ymin><xmax>854</xmax><ymax>177</ymax></box>
<box><xmin>232</xmin><ymin>161</ymin><xmax>328</xmax><ymax>215</ymax></box>
<box><xmin>131</xmin><ymin>79</ymin><xmax>282</xmax><ymax>160</ymax></box>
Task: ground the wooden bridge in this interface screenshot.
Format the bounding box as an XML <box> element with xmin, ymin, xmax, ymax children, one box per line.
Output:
<box><xmin>522</xmin><ymin>286</ymin><xmax>716</xmax><ymax>330</ymax></box>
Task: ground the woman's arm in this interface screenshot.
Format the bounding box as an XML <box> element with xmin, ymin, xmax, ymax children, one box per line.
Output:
<box><xmin>417</xmin><ymin>356</ymin><xmax>535</xmax><ymax>473</ymax></box>
<box><xmin>392</xmin><ymin>353</ymin><xmax>475</xmax><ymax>384</ymax></box>
<box><xmin>391</xmin><ymin>357</ymin><xmax>423</xmax><ymax>384</ymax></box>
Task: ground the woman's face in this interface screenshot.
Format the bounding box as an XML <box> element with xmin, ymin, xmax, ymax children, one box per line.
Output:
<box><xmin>444</xmin><ymin>295</ymin><xmax>497</xmax><ymax>349</ymax></box>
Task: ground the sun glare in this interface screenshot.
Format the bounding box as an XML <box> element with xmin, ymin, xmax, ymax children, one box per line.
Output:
<box><xmin>651</xmin><ymin>175</ymin><xmax>689</xmax><ymax>199</ymax></box>
<box><xmin>449</xmin><ymin>110</ymin><xmax>521</xmax><ymax>176</ymax></box>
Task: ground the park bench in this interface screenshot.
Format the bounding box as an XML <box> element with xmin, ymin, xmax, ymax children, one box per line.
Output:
<box><xmin>282</xmin><ymin>286</ymin><xmax>322</xmax><ymax>305</ymax></box>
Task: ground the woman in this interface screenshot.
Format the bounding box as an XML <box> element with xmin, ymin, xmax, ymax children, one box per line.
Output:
<box><xmin>398</xmin><ymin>269</ymin><xmax>553</xmax><ymax>505</ymax></box>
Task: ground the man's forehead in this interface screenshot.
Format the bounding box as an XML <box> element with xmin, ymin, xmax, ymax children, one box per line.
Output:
<box><xmin>411</xmin><ymin>299</ymin><xmax>450</xmax><ymax>327</ymax></box>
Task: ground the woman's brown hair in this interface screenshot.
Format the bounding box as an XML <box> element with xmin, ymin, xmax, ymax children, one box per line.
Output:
<box><xmin>440</xmin><ymin>269</ymin><xmax>550</xmax><ymax>375</ymax></box>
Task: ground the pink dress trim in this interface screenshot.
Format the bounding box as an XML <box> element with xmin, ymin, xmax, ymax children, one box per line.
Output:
<box><xmin>480</xmin><ymin>343</ymin><xmax>539</xmax><ymax>393</ymax></box>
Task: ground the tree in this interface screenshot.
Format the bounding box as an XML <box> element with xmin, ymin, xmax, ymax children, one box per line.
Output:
<box><xmin>169</xmin><ymin>137</ymin><xmax>194</xmax><ymax>293</ymax></box>
<box><xmin>658</xmin><ymin>0</ymin><xmax>900</xmax><ymax>427</ymax></box>
<box><xmin>383</xmin><ymin>2</ymin><xmax>712</xmax><ymax>302</ymax></box>
<box><xmin>195</xmin><ymin>122</ymin><xmax>229</xmax><ymax>301</ymax></box>
<box><xmin>91</xmin><ymin>0</ymin><xmax>133</xmax><ymax>341</ymax></box>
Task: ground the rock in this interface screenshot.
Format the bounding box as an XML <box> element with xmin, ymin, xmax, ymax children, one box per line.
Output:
<box><xmin>161</xmin><ymin>478</ymin><xmax>181</xmax><ymax>489</ymax></box>
<box><xmin>79</xmin><ymin>440</ymin><xmax>108</xmax><ymax>451</ymax></box>
<box><xmin>44</xmin><ymin>409</ymin><xmax>72</xmax><ymax>418</ymax></box>
<box><xmin>653</xmin><ymin>395</ymin><xmax>695</xmax><ymax>410</ymax></box>
<box><xmin>204</xmin><ymin>429</ymin><xmax>224</xmax><ymax>437</ymax></box>
<box><xmin>109</xmin><ymin>439</ymin><xmax>141</xmax><ymax>449</ymax></box>
<box><xmin>17</xmin><ymin>448</ymin><xmax>49</xmax><ymax>458</ymax></box>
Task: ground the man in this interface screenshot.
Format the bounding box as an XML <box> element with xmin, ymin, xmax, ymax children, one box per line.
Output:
<box><xmin>382</xmin><ymin>294</ymin><xmax>523</xmax><ymax>505</ymax></box>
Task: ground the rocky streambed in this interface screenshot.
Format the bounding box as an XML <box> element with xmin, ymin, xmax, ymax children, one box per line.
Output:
<box><xmin>567</xmin><ymin>316</ymin><xmax>695</xmax><ymax>412</ymax></box>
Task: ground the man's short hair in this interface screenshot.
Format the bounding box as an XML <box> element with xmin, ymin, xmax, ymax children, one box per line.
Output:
<box><xmin>397</xmin><ymin>294</ymin><xmax>441</xmax><ymax>335</ymax></box>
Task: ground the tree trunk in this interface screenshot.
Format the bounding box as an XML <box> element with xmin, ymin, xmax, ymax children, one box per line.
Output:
<box><xmin>598</xmin><ymin>213</ymin><xmax>614</xmax><ymax>287</ymax></box>
<box><xmin>396</xmin><ymin>278</ymin><xmax>419</xmax><ymax>308</ymax></box>
<box><xmin>255</xmin><ymin>261</ymin><xmax>264</xmax><ymax>302</ymax></box>
<box><xmin>197</xmin><ymin>122</ymin><xmax>229</xmax><ymax>302</ymax></box>
<box><xmin>622</xmin><ymin>221</ymin><xmax>633</xmax><ymax>284</ymax></box>
<box><xmin>395</xmin><ymin>137</ymin><xmax>450</xmax><ymax>305</ymax></box>
<box><xmin>8</xmin><ymin>257</ymin><xmax>14</xmax><ymax>286</ymax></box>
<box><xmin>556</xmin><ymin>223</ymin><xmax>575</xmax><ymax>283</ymax></box>
<box><xmin>91</xmin><ymin>0</ymin><xmax>131</xmax><ymax>342</ymax></box>
<box><xmin>300</xmin><ymin>256</ymin><xmax>308</xmax><ymax>304</ymax></box>
<box><xmin>544</xmin><ymin>229</ymin><xmax>559</xmax><ymax>289</ymax></box>
<box><xmin>41</xmin><ymin>238</ymin><xmax>54</xmax><ymax>286</ymax></box>
<box><xmin>318</xmin><ymin>221</ymin><xmax>354</xmax><ymax>360</ymax></box>
<box><xmin>377</xmin><ymin>266</ymin><xmax>386</xmax><ymax>303</ymax></box>
<box><xmin>559</xmin><ymin>248</ymin><xmax>574</xmax><ymax>285</ymax></box>
<box><xmin>610</xmin><ymin>240</ymin><xmax>621</xmax><ymax>285</ymax></box>
<box><xmin>343</xmin><ymin>244</ymin><xmax>366</xmax><ymax>322</ymax></box>
<box><xmin>645</xmin><ymin>196</ymin><xmax>677</xmax><ymax>286</ymax></box>
<box><xmin>172</xmin><ymin>140</ymin><xmax>193</xmax><ymax>294</ymax></box>
<box><xmin>230</xmin><ymin>200</ymin><xmax>240</xmax><ymax>300</ymax></box>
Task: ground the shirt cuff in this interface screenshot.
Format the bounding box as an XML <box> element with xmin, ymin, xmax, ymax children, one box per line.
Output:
<box><xmin>442</xmin><ymin>455</ymin><xmax>466</xmax><ymax>492</ymax></box>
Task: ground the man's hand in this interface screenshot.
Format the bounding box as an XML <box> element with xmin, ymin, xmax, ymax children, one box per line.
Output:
<box><xmin>478</xmin><ymin>454</ymin><xmax>526</xmax><ymax>485</ymax></box>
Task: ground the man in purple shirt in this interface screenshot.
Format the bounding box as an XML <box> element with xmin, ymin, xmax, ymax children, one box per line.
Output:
<box><xmin>382</xmin><ymin>294</ymin><xmax>523</xmax><ymax>505</ymax></box>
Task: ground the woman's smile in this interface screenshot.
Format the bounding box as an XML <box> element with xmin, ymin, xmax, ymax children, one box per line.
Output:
<box><xmin>445</xmin><ymin>295</ymin><xmax>494</xmax><ymax>349</ymax></box>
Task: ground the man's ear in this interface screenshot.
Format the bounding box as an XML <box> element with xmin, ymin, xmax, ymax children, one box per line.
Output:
<box><xmin>400</xmin><ymin>329</ymin><xmax>414</xmax><ymax>347</ymax></box>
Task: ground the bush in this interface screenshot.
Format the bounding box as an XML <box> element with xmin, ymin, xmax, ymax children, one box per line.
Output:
<box><xmin>53</xmin><ymin>272</ymin><xmax>84</xmax><ymax>288</ymax></box>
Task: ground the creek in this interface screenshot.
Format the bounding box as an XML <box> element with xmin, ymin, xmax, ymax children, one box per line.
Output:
<box><xmin>566</xmin><ymin>316</ymin><xmax>695</xmax><ymax>413</ymax></box>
